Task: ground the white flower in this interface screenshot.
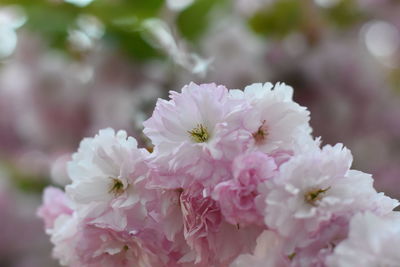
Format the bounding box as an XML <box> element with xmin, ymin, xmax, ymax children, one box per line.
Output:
<box><xmin>265</xmin><ymin>144</ymin><xmax>398</xmax><ymax>250</ymax></box>
<box><xmin>326</xmin><ymin>212</ymin><xmax>400</xmax><ymax>267</ymax></box>
<box><xmin>143</xmin><ymin>83</ymin><xmax>238</xmax><ymax>177</ymax></box>
<box><xmin>66</xmin><ymin>128</ymin><xmax>149</xmax><ymax>225</ymax></box>
<box><xmin>230</xmin><ymin>82</ymin><xmax>313</xmax><ymax>154</ymax></box>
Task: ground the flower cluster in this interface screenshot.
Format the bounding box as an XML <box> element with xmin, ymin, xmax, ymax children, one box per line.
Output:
<box><xmin>39</xmin><ymin>82</ymin><xmax>400</xmax><ymax>267</ymax></box>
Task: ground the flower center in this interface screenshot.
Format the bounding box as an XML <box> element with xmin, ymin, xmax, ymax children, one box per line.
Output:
<box><xmin>109</xmin><ymin>178</ymin><xmax>125</xmax><ymax>196</ymax></box>
<box><xmin>252</xmin><ymin>120</ymin><xmax>268</xmax><ymax>145</ymax></box>
<box><xmin>288</xmin><ymin>253</ymin><xmax>296</xmax><ymax>261</ymax></box>
<box><xmin>188</xmin><ymin>124</ymin><xmax>209</xmax><ymax>143</ymax></box>
<box><xmin>304</xmin><ymin>187</ymin><xmax>330</xmax><ymax>206</ymax></box>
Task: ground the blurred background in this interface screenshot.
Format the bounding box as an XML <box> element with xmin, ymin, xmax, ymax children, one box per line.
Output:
<box><xmin>0</xmin><ymin>0</ymin><xmax>400</xmax><ymax>266</ymax></box>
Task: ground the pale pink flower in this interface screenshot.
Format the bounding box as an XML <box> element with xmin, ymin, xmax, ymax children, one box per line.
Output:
<box><xmin>49</xmin><ymin>213</ymin><xmax>177</xmax><ymax>267</ymax></box>
<box><xmin>179</xmin><ymin>183</ymin><xmax>261</xmax><ymax>265</ymax></box>
<box><xmin>289</xmin><ymin>216</ymin><xmax>349</xmax><ymax>267</ymax></box>
<box><xmin>265</xmin><ymin>144</ymin><xmax>398</xmax><ymax>251</ymax></box>
<box><xmin>229</xmin><ymin>82</ymin><xmax>313</xmax><ymax>154</ymax></box>
<box><xmin>144</xmin><ymin>82</ymin><xmax>245</xmax><ymax>188</ymax></box>
<box><xmin>179</xmin><ymin>184</ymin><xmax>222</xmax><ymax>264</ymax></box>
<box><xmin>50</xmin><ymin>213</ymin><xmax>80</xmax><ymax>266</ymax></box>
<box><xmin>213</xmin><ymin>152</ymin><xmax>278</xmax><ymax>225</ymax></box>
<box><xmin>144</xmin><ymin>82</ymin><xmax>229</xmax><ymax>161</ymax></box>
<box><xmin>36</xmin><ymin>80</ymin><xmax>400</xmax><ymax>267</ymax></box>
<box><xmin>326</xmin><ymin>212</ymin><xmax>400</xmax><ymax>267</ymax></box>
<box><xmin>66</xmin><ymin>128</ymin><xmax>150</xmax><ymax>228</ymax></box>
<box><xmin>37</xmin><ymin>186</ymin><xmax>73</xmax><ymax>230</ymax></box>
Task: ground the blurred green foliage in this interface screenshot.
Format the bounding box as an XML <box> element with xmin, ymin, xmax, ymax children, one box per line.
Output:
<box><xmin>177</xmin><ymin>0</ymin><xmax>222</xmax><ymax>41</ymax></box>
<box><xmin>1</xmin><ymin>160</ymin><xmax>49</xmax><ymax>193</ymax></box>
<box><xmin>1</xmin><ymin>0</ymin><xmax>165</xmax><ymax>58</ymax></box>
<box><xmin>249</xmin><ymin>0</ymin><xmax>302</xmax><ymax>38</ymax></box>
<box><xmin>323</xmin><ymin>0</ymin><xmax>364</xmax><ymax>28</ymax></box>
<box><xmin>0</xmin><ymin>0</ymin><xmax>377</xmax><ymax>59</ymax></box>
<box><xmin>248</xmin><ymin>0</ymin><xmax>366</xmax><ymax>39</ymax></box>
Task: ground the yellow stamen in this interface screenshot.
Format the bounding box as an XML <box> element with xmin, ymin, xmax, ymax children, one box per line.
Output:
<box><xmin>252</xmin><ymin>120</ymin><xmax>268</xmax><ymax>145</ymax></box>
<box><xmin>188</xmin><ymin>124</ymin><xmax>209</xmax><ymax>143</ymax></box>
<box><xmin>288</xmin><ymin>253</ymin><xmax>296</xmax><ymax>260</ymax></box>
<box><xmin>304</xmin><ymin>187</ymin><xmax>330</xmax><ymax>206</ymax></box>
<box><xmin>109</xmin><ymin>178</ymin><xmax>125</xmax><ymax>196</ymax></box>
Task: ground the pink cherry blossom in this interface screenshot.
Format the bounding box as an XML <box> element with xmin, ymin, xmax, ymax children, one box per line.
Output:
<box><xmin>37</xmin><ymin>186</ymin><xmax>73</xmax><ymax>230</ymax></box>
<box><xmin>178</xmin><ymin>183</ymin><xmax>261</xmax><ymax>266</ymax></box>
<box><xmin>213</xmin><ymin>152</ymin><xmax>277</xmax><ymax>225</ymax></box>
<box><xmin>50</xmin><ymin>213</ymin><xmax>178</xmax><ymax>267</ymax></box>
<box><xmin>144</xmin><ymin>82</ymin><xmax>248</xmax><ymax>189</ymax></box>
<box><xmin>38</xmin><ymin>81</ymin><xmax>400</xmax><ymax>267</ymax></box>
<box><xmin>265</xmin><ymin>143</ymin><xmax>398</xmax><ymax>251</ymax></box>
<box><xmin>66</xmin><ymin>128</ymin><xmax>150</xmax><ymax>228</ymax></box>
<box><xmin>229</xmin><ymin>82</ymin><xmax>313</xmax><ymax>154</ymax></box>
<box><xmin>326</xmin><ymin>212</ymin><xmax>400</xmax><ymax>267</ymax></box>
<box><xmin>179</xmin><ymin>183</ymin><xmax>222</xmax><ymax>264</ymax></box>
